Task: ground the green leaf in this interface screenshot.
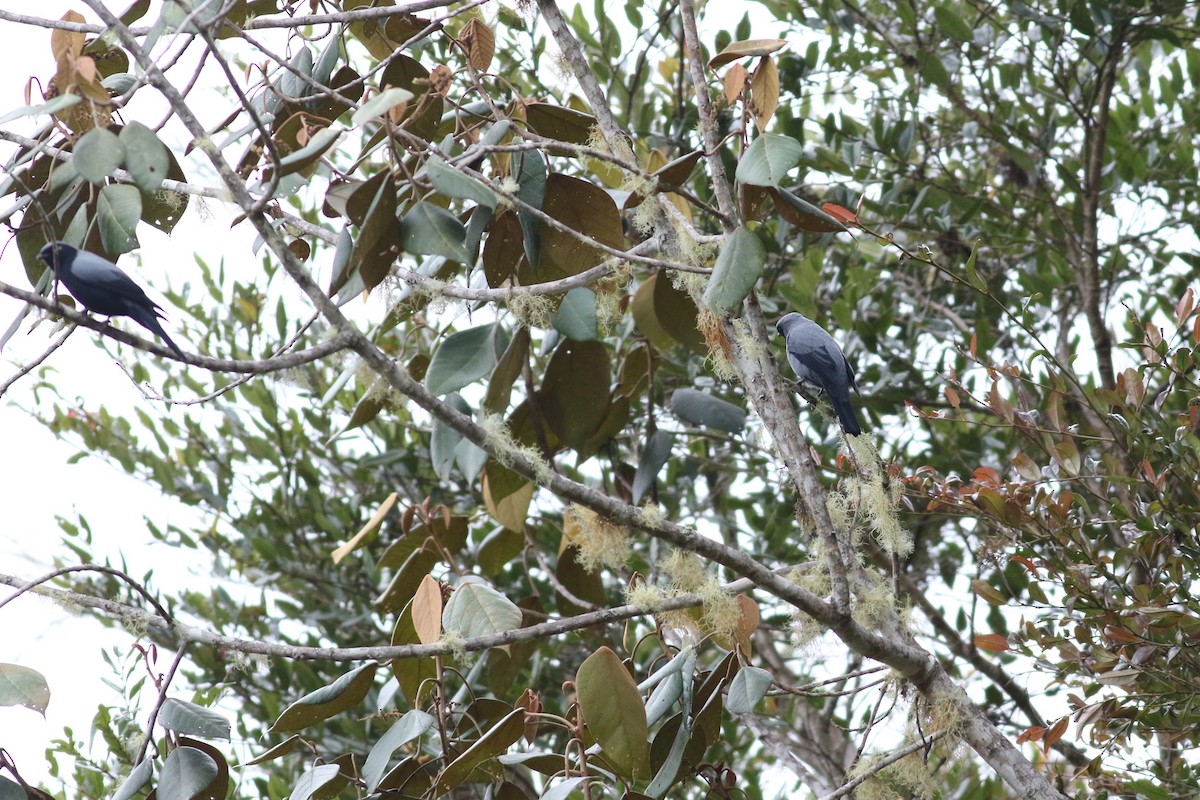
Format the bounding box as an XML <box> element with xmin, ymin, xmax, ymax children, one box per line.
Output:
<box><xmin>483</xmin><ymin>326</ymin><xmax>529</xmax><ymax>414</ymax></box>
<box><xmin>435</xmin><ymin>708</ymin><xmax>526</xmax><ymax>794</ymax></box>
<box><xmin>514</xmin><ymin>152</ymin><xmax>546</xmax><ymax>270</ymax></box>
<box><xmin>525</xmin><ymin>103</ymin><xmax>597</xmax><ymax>144</ymax></box>
<box><xmin>552</xmin><ymin>288</ymin><xmax>599</xmax><ymax>341</ymax></box>
<box><xmin>576</xmin><ymin>646</ymin><xmax>650</xmax><ymax>779</ymax></box>
<box><xmin>158</xmin><ymin>746</ymin><xmax>218</xmax><ymax>800</ymax></box>
<box><xmin>540</xmin><ymin>777</ymin><xmax>587</xmax><ymax>800</ymax></box>
<box><xmin>275</xmin><ymin>125</ymin><xmax>341</xmax><ymax>179</ymax></box>
<box><xmin>346</xmin><ymin>173</ymin><xmax>400</xmax><ymax>293</ymax></box>
<box><xmin>539</xmin><ymin>339</ymin><xmax>611</xmax><ymax>451</ymax></box>
<box><xmin>668</xmin><ymin>389</ymin><xmax>746</xmax><ymax>433</ymax></box>
<box><xmin>402</xmin><ymin>202</ymin><xmax>472</xmax><ymax>263</ymax></box>
<box><xmin>934</xmin><ymin>6</ymin><xmax>974</xmax><ymax>43</ymax></box>
<box><xmin>0</xmin><ymin>94</ymin><xmax>80</xmax><ymax>125</ymax></box>
<box><xmin>112</xmin><ymin>758</ymin><xmax>154</xmax><ymax>800</ymax></box>
<box><xmin>424</xmin><ymin>155</ymin><xmax>498</xmax><ymax>209</ymax></box>
<box><xmin>529</xmin><ymin>173</ymin><xmax>623</xmax><ymax>281</ymax></box>
<box><xmin>363</xmin><ymin>710</ymin><xmax>435</xmax><ymax>792</ymax></box>
<box><xmin>632</xmin><ymin>430</ymin><xmax>672</xmax><ymax>505</ymax></box>
<box><xmin>287</xmin><ymin>764</ymin><xmax>342</xmax><ymax>800</ymax></box>
<box><xmin>0</xmin><ymin>663</ymin><xmax>50</xmax><ymax>714</ymax></box>
<box><xmin>351</xmin><ymin>87</ymin><xmax>415</xmax><ymax>126</ymax></box>
<box><xmin>140</xmin><ymin>143</ymin><xmax>189</xmax><ymax>233</ymax></box>
<box><xmin>119</xmin><ymin>122</ymin><xmax>170</xmax><ymax>193</ymax></box>
<box><xmin>964</xmin><ymin>239</ymin><xmax>984</xmax><ymax>290</ymax></box>
<box><xmin>96</xmin><ymin>184</ymin><xmax>143</xmax><ymax>254</ymax></box>
<box><xmin>431</xmin><ymin>394</ymin><xmax>472</xmax><ymax>481</ymax></box>
<box><xmin>425</xmin><ymin>324</ymin><xmax>505</xmax><ymax>396</ymax></box>
<box><xmin>708</xmin><ymin>38</ymin><xmax>788</xmax><ymax>69</ymax></box>
<box><xmin>701</xmin><ymin>225</ymin><xmax>764</xmax><ymax>313</ymax></box>
<box><xmin>725</xmin><ymin>666</ymin><xmax>772</xmax><ymax>713</ymax></box>
<box><xmin>270</xmin><ymin>663</ymin><xmax>378</xmax><ymax>732</ymax></box>
<box><xmin>772</xmin><ymin>189</ymin><xmax>847</xmax><ymax>233</ymax></box>
<box><xmin>442</xmin><ymin>579</ymin><xmax>523</xmax><ymax>639</ymax></box>
<box><xmin>73</xmin><ymin>127</ymin><xmax>125</xmax><ymax>184</ymax></box>
<box><xmin>157</xmin><ymin>698</ymin><xmax>231</xmax><ymax>740</ymax></box>
<box><xmin>246</xmin><ymin>735</ymin><xmax>303</xmax><ymax>766</ymax></box>
<box><xmin>734</xmin><ymin>134</ymin><xmax>803</xmax><ymax>187</ymax></box>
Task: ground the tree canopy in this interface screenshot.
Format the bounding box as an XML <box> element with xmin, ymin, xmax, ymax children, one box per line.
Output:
<box><xmin>1</xmin><ymin>0</ymin><xmax>1199</xmax><ymax>798</ymax></box>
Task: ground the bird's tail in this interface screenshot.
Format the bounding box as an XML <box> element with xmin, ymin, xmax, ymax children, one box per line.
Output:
<box><xmin>830</xmin><ymin>395</ymin><xmax>863</xmax><ymax>436</ymax></box>
<box><xmin>131</xmin><ymin>307</ymin><xmax>186</xmax><ymax>359</ymax></box>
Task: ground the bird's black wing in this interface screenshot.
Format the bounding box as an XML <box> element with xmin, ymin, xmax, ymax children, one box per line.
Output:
<box><xmin>788</xmin><ymin>340</ymin><xmax>842</xmax><ymax>393</ymax></box>
<box><xmin>66</xmin><ymin>256</ymin><xmax>161</xmax><ymax>309</ymax></box>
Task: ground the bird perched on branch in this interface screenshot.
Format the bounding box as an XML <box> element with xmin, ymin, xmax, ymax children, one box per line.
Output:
<box><xmin>37</xmin><ymin>242</ymin><xmax>185</xmax><ymax>359</ymax></box>
<box><xmin>775</xmin><ymin>311</ymin><xmax>862</xmax><ymax>435</ymax></box>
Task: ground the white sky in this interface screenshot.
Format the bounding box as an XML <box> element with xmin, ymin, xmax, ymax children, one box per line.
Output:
<box><xmin>0</xmin><ymin>0</ymin><xmax>254</xmax><ymax>785</ymax></box>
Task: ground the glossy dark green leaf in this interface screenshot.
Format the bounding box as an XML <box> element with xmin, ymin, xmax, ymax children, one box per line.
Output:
<box><xmin>734</xmin><ymin>133</ymin><xmax>803</xmax><ymax>187</ymax></box>
<box><xmin>119</xmin><ymin>122</ymin><xmax>170</xmax><ymax>193</ymax></box>
<box><xmin>668</xmin><ymin>389</ymin><xmax>746</xmax><ymax>433</ymax></box>
<box><xmin>157</xmin><ymin>698</ymin><xmax>231</xmax><ymax>740</ymax></box>
<box><xmin>96</xmin><ymin>184</ymin><xmax>142</xmax><ymax>254</ymax></box>
<box><xmin>363</xmin><ymin>710</ymin><xmax>435</xmax><ymax>792</ymax></box>
<box><xmin>73</xmin><ymin>127</ymin><xmax>125</xmax><ymax>184</ymax></box>
<box><xmin>539</xmin><ymin>339</ymin><xmax>611</xmax><ymax>451</ymax></box>
<box><xmin>270</xmin><ymin>663</ymin><xmax>378</xmax><ymax>732</ymax></box>
<box><xmin>0</xmin><ymin>663</ymin><xmax>49</xmax><ymax>714</ymax></box>
<box><xmin>158</xmin><ymin>746</ymin><xmax>218</xmax><ymax>800</ymax></box>
<box><xmin>402</xmin><ymin>202</ymin><xmax>472</xmax><ymax>263</ymax></box>
<box><xmin>435</xmin><ymin>708</ymin><xmax>526</xmax><ymax>793</ymax></box>
<box><xmin>701</xmin><ymin>226</ymin><xmax>764</xmax><ymax>313</ymax></box>
<box><xmin>576</xmin><ymin>647</ymin><xmax>650</xmax><ymax>779</ymax></box>
<box><xmin>551</xmin><ymin>288</ymin><xmax>599</xmax><ymax>341</ymax></box>
<box><xmin>426</xmin><ymin>324</ymin><xmax>505</xmax><ymax>396</ymax></box>
<box><xmin>632</xmin><ymin>431</ymin><xmax>673</xmax><ymax>505</ymax></box>
<box><xmin>525</xmin><ymin>103</ymin><xmax>597</xmax><ymax>144</ymax></box>
<box><xmin>514</xmin><ymin>152</ymin><xmax>546</xmax><ymax>270</ymax></box>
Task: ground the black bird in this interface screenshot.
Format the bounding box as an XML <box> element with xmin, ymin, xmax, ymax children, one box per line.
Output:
<box><xmin>776</xmin><ymin>312</ymin><xmax>862</xmax><ymax>435</ymax></box>
<box><xmin>37</xmin><ymin>242</ymin><xmax>185</xmax><ymax>358</ymax></box>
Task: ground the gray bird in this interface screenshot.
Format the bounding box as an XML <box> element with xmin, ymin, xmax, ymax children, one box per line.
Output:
<box><xmin>37</xmin><ymin>241</ymin><xmax>185</xmax><ymax>358</ymax></box>
<box><xmin>775</xmin><ymin>312</ymin><xmax>862</xmax><ymax>435</ymax></box>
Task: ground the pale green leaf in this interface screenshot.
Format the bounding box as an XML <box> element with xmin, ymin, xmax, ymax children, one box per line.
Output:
<box><xmin>702</xmin><ymin>225</ymin><xmax>765</xmax><ymax>312</ymax></box>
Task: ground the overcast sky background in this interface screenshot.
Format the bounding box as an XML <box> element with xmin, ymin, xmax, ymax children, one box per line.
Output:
<box><xmin>0</xmin><ymin>0</ymin><xmax>256</xmax><ymax>784</ymax></box>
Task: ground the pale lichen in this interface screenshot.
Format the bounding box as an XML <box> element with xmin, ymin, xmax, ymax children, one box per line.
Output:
<box><xmin>563</xmin><ymin>503</ymin><xmax>630</xmax><ymax>572</ymax></box>
<box><xmin>479</xmin><ymin>413</ymin><xmax>555</xmax><ymax>485</ymax></box>
<box><xmin>505</xmin><ymin>291</ymin><xmax>554</xmax><ymax>330</ymax></box>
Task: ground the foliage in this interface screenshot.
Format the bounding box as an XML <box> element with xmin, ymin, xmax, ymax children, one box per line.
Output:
<box><xmin>1</xmin><ymin>0</ymin><xmax>1198</xmax><ymax>798</ymax></box>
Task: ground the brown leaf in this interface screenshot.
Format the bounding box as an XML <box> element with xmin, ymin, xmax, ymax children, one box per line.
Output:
<box><xmin>1043</xmin><ymin>717</ymin><xmax>1068</xmax><ymax>752</ymax></box>
<box><xmin>821</xmin><ymin>202</ymin><xmax>859</xmax><ymax>226</ymax></box>
<box><xmin>1016</xmin><ymin>725</ymin><xmax>1044</xmax><ymax>744</ymax></box>
<box><xmin>748</xmin><ymin>56</ymin><xmax>779</xmax><ymax>131</ymax></box>
<box><xmin>973</xmin><ymin>633</ymin><xmax>1010</xmax><ymax>652</ymax></box>
<box><xmin>429</xmin><ymin>64</ymin><xmax>453</xmax><ymax>96</ymax></box>
<box><xmin>51</xmin><ymin>11</ymin><xmax>86</xmax><ymax>72</ymax></box>
<box><xmin>412</xmin><ymin>575</ymin><xmax>443</xmax><ymax>644</ymax></box>
<box><xmin>970</xmin><ymin>579</ymin><xmax>1007</xmax><ymax>606</ymax></box>
<box><xmin>708</xmin><ymin>38</ymin><xmax>788</xmax><ymax>69</ymax></box>
<box><xmin>723</xmin><ymin>63</ymin><xmax>747</xmax><ymax>104</ymax></box>
<box><xmin>461</xmin><ymin>17</ymin><xmax>495</xmax><ymax>73</ymax></box>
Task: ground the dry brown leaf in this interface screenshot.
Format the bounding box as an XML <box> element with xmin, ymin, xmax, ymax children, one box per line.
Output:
<box><xmin>461</xmin><ymin>17</ymin><xmax>495</xmax><ymax>73</ymax></box>
<box><xmin>748</xmin><ymin>56</ymin><xmax>779</xmax><ymax>131</ymax></box>
<box><xmin>723</xmin><ymin>63</ymin><xmax>747</xmax><ymax>105</ymax></box>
